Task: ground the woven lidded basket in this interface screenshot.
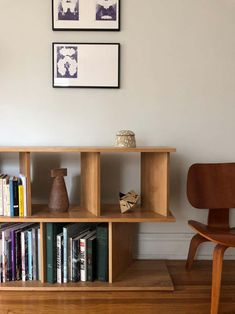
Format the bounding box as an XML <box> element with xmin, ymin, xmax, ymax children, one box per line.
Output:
<box><xmin>115</xmin><ymin>130</ymin><xmax>136</xmax><ymax>148</ymax></box>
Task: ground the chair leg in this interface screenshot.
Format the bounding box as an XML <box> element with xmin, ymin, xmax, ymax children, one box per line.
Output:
<box><xmin>211</xmin><ymin>244</ymin><xmax>227</xmax><ymax>314</ymax></box>
<box><xmin>186</xmin><ymin>233</ymin><xmax>208</xmax><ymax>270</ymax></box>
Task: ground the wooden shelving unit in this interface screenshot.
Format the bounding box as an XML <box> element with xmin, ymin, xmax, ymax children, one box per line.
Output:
<box><xmin>0</xmin><ymin>146</ymin><xmax>176</xmax><ymax>291</ymax></box>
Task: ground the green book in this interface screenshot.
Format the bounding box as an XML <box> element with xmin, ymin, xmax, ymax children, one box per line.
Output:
<box><xmin>87</xmin><ymin>234</ymin><xmax>97</xmax><ymax>282</ymax></box>
<box><xmin>96</xmin><ymin>224</ymin><xmax>108</xmax><ymax>282</ymax></box>
<box><xmin>46</xmin><ymin>223</ymin><xmax>64</xmax><ymax>284</ymax></box>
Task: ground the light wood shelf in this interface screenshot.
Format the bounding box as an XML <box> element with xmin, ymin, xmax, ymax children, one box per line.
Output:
<box><xmin>0</xmin><ymin>146</ymin><xmax>176</xmax><ymax>291</ymax></box>
<box><xmin>0</xmin><ymin>260</ymin><xmax>173</xmax><ymax>291</ymax></box>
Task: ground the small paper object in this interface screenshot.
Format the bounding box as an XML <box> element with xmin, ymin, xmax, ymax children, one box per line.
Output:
<box><xmin>119</xmin><ymin>190</ymin><xmax>140</xmax><ymax>214</ymax></box>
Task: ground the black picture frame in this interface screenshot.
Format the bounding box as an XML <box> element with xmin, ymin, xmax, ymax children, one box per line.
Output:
<box><xmin>52</xmin><ymin>43</ymin><xmax>120</xmax><ymax>89</ymax></box>
<box><xmin>52</xmin><ymin>0</ymin><xmax>120</xmax><ymax>31</ymax></box>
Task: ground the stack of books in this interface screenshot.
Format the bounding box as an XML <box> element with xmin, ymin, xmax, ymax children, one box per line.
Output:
<box><xmin>46</xmin><ymin>223</ymin><xmax>108</xmax><ymax>284</ymax></box>
<box><xmin>0</xmin><ymin>174</ymin><xmax>27</xmax><ymax>217</ymax></box>
<box><xmin>0</xmin><ymin>223</ymin><xmax>41</xmax><ymax>283</ymax></box>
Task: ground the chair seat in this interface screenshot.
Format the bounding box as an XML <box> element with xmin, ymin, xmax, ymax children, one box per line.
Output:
<box><xmin>188</xmin><ymin>220</ymin><xmax>235</xmax><ymax>247</ymax></box>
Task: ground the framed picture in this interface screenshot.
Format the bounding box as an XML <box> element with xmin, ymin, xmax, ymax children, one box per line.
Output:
<box><xmin>52</xmin><ymin>43</ymin><xmax>120</xmax><ymax>88</ymax></box>
<box><xmin>52</xmin><ymin>0</ymin><xmax>120</xmax><ymax>31</ymax></box>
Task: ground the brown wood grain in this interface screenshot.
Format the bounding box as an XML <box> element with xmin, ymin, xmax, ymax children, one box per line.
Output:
<box><xmin>0</xmin><ymin>261</ymin><xmax>234</xmax><ymax>314</ymax></box>
<box><xmin>0</xmin><ymin>204</ymin><xmax>175</xmax><ymax>223</ymax></box>
<box><xmin>141</xmin><ymin>152</ymin><xmax>169</xmax><ymax>216</ymax></box>
<box><xmin>109</xmin><ymin>223</ymin><xmax>137</xmax><ymax>283</ymax></box>
<box><xmin>80</xmin><ymin>152</ymin><xmax>100</xmax><ymax>216</ymax></box>
<box><xmin>0</xmin><ymin>146</ymin><xmax>176</xmax><ymax>153</ymax></box>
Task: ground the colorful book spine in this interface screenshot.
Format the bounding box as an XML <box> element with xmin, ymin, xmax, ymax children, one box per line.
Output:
<box><xmin>18</xmin><ymin>180</ymin><xmax>24</xmax><ymax>217</ymax></box>
<box><xmin>10</xmin><ymin>230</ymin><xmax>16</xmax><ymax>281</ymax></box>
<box><xmin>96</xmin><ymin>224</ymin><xmax>108</xmax><ymax>282</ymax></box>
<box><xmin>56</xmin><ymin>233</ymin><xmax>63</xmax><ymax>284</ymax></box>
<box><xmin>21</xmin><ymin>231</ymin><xmax>28</xmax><ymax>281</ymax></box>
<box><xmin>9</xmin><ymin>177</ymin><xmax>19</xmax><ymax>217</ymax></box>
<box><xmin>28</xmin><ymin>230</ymin><xmax>33</xmax><ymax>280</ymax></box>
<box><xmin>15</xmin><ymin>230</ymin><xmax>22</xmax><ymax>281</ymax></box>
<box><xmin>7</xmin><ymin>239</ymin><xmax>12</xmax><ymax>281</ymax></box>
<box><xmin>38</xmin><ymin>230</ymin><xmax>41</xmax><ymax>281</ymax></box>
<box><xmin>80</xmin><ymin>230</ymin><xmax>96</xmax><ymax>282</ymax></box>
<box><xmin>19</xmin><ymin>174</ymin><xmax>27</xmax><ymax>217</ymax></box>
<box><xmin>32</xmin><ymin>228</ymin><xmax>37</xmax><ymax>280</ymax></box>
<box><xmin>72</xmin><ymin>237</ymin><xmax>79</xmax><ymax>282</ymax></box>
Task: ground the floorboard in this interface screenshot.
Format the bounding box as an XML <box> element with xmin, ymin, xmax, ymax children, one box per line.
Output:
<box><xmin>0</xmin><ymin>261</ymin><xmax>235</xmax><ymax>314</ymax></box>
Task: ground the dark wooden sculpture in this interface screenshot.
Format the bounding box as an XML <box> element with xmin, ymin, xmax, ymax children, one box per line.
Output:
<box><xmin>48</xmin><ymin>168</ymin><xmax>69</xmax><ymax>213</ymax></box>
<box><xmin>186</xmin><ymin>163</ymin><xmax>235</xmax><ymax>314</ymax></box>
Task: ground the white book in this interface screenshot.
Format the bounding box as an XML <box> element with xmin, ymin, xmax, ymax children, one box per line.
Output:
<box><xmin>0</xmin><ymin>174</ymin><xmax>4</xmax><ymax>216</ymax></box>
<box><xmin>3</xmin><ymin>176</ymin><xmax>10</xmax><ymax>217</ymax></box>
<box><xmin>57</xmin><ymin>233</ymin><xmax>63</xmax><ymax>284</ymax></box>
<box><xmin>80</xmin><ymin>230</ymin><xmax>96</xmax><ymax>282</ymax></box>
<box><xmin>19</xmin><ymin>174</ymin><xmax>27</xmax><ymax>217</ymax></box>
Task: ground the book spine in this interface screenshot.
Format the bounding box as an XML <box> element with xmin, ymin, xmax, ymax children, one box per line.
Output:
<box><xmin>97</xmin><ymin>225</ymin><xmax>108</xmax><ymax>282</ymax></box>
<box><xmin>63</xmin><ymin>227</ymin><xmax>67</xmax><ymax>283</ymax></box>
<box><xmin>87</xmin><ymin>239</ymin><xmax>96</xmax><ymax>282</ymax></box>
<box><xmin>21</xmin><ymin>231</ymin><xmax>26</xmax><ymax>281</ymax></box>
<box><xmin>28</xmin><ymin>230</ymin><xmax>33</xmax><ymax>281</ymax></box>
<box><xmin>0</xmin><ymin>178</ymin><xmax>3</xmax><ymax>216</ymax></box>
<box><xmin>56</xmin><ymin>234</ymin><xmax>63</xmax><ymax>284</ymax></box>
<box><xmin>69</xmin><ymin>237</ymin><xmax>73</xmax><ymax>282</ymax></box>
<box><xmin>15</xmin><ymin>231</ymin><xmax>22</xmax><ymax>281</ymax></box>
<box><xmin>3</xmin><ymin>180</ymin><xmax>10</xmax><ymax>217</ymax></box>
<box><xmin>72</xmin><ymin>239</ymin><xmax>79</xmax><ymax>282</ymax></box>
<box><xmin>9</xmin><ymin>178</ymin><xmax>14</xmax><ymax>217</ymax></box>
<box><xmin>2</xmin><ymin>231</ymin><xmax>7</xmax><ymax>283</ymax></box>
<box><xmin>13</xmin><ymin>180</ymin><xmax>19</xmax><ymax>217</ymax></box>
<box><xmin>7</xmin><ymin>239</ymin><xmax>12</xmax><ymax>281</ymax></box>
<box><xmin>80</xmin><ymin>238</ymin><xmax>87</xmax><ymax>282</ymax></box>
<box><xmin>10</xmin><ymin>230</ymin><xmax>16</xmax><ymax>281</ymax></box>
<box><xmin>37</xmin><ymin>230</ymin><xmax>41</xmax><ymax>281</ymax></box>
<box><xmin>19</xmin><ymin>175</ymin><xmax>27</xmax><ymax>217</ymax></box>
<box><xmin>46</xmin><ymin>223</ymin><xmax>54</xmax><ymax>284</ymax></box>
<box><xmin>32</xmin><ymin>228</ymin><xmax>37</xmax><ymax>280</ymax></box>
<box><xmin>18</xmin><ymin>184</ymin><xmax>24</xmax><ymax>217</ymax></box>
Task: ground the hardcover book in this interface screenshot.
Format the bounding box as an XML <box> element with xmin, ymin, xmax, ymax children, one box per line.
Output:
<box><xmin>87</xmin><ymin>234</ymin><xmax>97</xmax><ymax>282</ymax></box>
<box><xmin>46</xmin><ymin>223</ymin><xmax>65</xmax><ymax>284</ymax></box>
<box><xmin>80</xmin><ymin>230</ymin><xmax>96</xmax><ymax>282</ymax></box>
<box><xmin>96</xmin><ymin>224</ymin><xmax>108</xmax><ymax>282</ymax></box>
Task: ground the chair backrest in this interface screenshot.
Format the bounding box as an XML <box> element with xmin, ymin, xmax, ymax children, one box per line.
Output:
<box><xmin>187</xmin><ymin>163</ymin><xmax>235</xmax><ymax>209</ymax></box>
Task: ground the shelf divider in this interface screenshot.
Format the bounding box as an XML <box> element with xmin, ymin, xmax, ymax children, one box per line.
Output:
<box><xmin>109</xmin><ymin>222</ymin><xmax>137</xmax><ymax>283</ymax></box>
<box><xmin>81</xmin><ymin>152</ymin><xmax>100</xmax><ymax>216</ymax></box>
<box><xmin>19</xmin><ymin>152</ymin><xmax>32</xmax><ymax>216</ymax></box>
<box><xmin>141</xmin><ymin>152</ymin><xmax>169</xmax><ymax>217</ymax></box>
<box><xmin>40</xmin><ymin>222</ymin><xmax>46</xmax><ymax>283</ymax></box>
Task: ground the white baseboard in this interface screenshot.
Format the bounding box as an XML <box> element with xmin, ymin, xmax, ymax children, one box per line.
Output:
<box><xmin>134</xmin><ymin>233</ymin><xmax>235</xmax><ymax>260</ymax></box>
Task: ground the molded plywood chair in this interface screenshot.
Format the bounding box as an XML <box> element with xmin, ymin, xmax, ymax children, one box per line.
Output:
<box><xmin>186</xmin><ymin>163</ymin><xmax>235</xmax><ymax>314</ymax></box>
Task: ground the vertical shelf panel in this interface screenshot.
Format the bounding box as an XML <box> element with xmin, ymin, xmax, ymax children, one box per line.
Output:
<box><xmin>81</xmin><ymin>152</ymin><xmax>100</xmax><ymax>216</ymax></box>
<box><xmin>40</xmin><ymin>222</ymin><xmax>46</xmax><ymax>283</ymax></box>
<box><xmin>141</xmin><ymin>152</ymin><xmax>169</xmax><ymax>216</ymax></box>
<box><xmin>109</xmin><ymin>222</ymin><xmax>137</xmax><ymax>283</ymax></box>
<box><xmin>19</xmin><ymin>152</ymin><xmax>32</xmax><ymax>216</ymax></box>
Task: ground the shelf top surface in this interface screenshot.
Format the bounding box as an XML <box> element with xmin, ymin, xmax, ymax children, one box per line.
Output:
<box><xmin>0</xmin><ymin>146</ymin><xmax>176</xmax><ymax>153</ymax></box>
<box><xmin>0</xmin><ymin>205</ymin><xmax>176</xmax><ymax>223</ymax></box>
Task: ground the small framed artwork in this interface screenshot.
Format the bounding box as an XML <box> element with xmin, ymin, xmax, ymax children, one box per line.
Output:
<box><xmin>52</xmin><ymin>0</ymin><xmax>120</xmax><ymax>31</ymax></box>
<box><xmin>52</xmin><ymin>43</ymin><xmax>120</xmax><ymax>88</ymax></box>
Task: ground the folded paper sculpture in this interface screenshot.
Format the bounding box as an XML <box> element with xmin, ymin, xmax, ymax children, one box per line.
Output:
<box><xmin>119</xmin><ymin>190</ymin><xmax>140</xmax><ymax>214</ymax></box>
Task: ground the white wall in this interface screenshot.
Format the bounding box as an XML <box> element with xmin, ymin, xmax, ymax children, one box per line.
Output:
<box><xmin>1</xmin><ymin>0</ymin><xmax>235</xmax><ymax>259</ymax></box>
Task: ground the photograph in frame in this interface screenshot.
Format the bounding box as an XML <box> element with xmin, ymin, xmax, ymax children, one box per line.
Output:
<box><xmin>53</xmin><ymin>43</ymin><xmax>120</xmax><ymax>88</ymax></box>
<box><xmin>52</xmin><ymin>0</ymin><xmax>120</xmax><ymax>30</ymax></box>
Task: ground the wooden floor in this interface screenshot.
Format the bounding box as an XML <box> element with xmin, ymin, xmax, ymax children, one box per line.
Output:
<box><xmin>1</xmin><ymin>261</ymin><xmax>235</xmax><ymax>314</ymax></box>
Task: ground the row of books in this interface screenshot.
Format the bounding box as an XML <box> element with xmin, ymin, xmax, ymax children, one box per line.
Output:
<box><xmin>0</xmin><ymin>174</ymin><xmax>27</xmax><ymax>217</ymax></box>
<box><xmin>0</xmin><ymin>223</ymin><xmax>40</xmax><ymax>283</ymax></box>
<box><xmin>46</xmin><ymin>223</ymin><xmax>108</xmax><ymax>283</ymax></box>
